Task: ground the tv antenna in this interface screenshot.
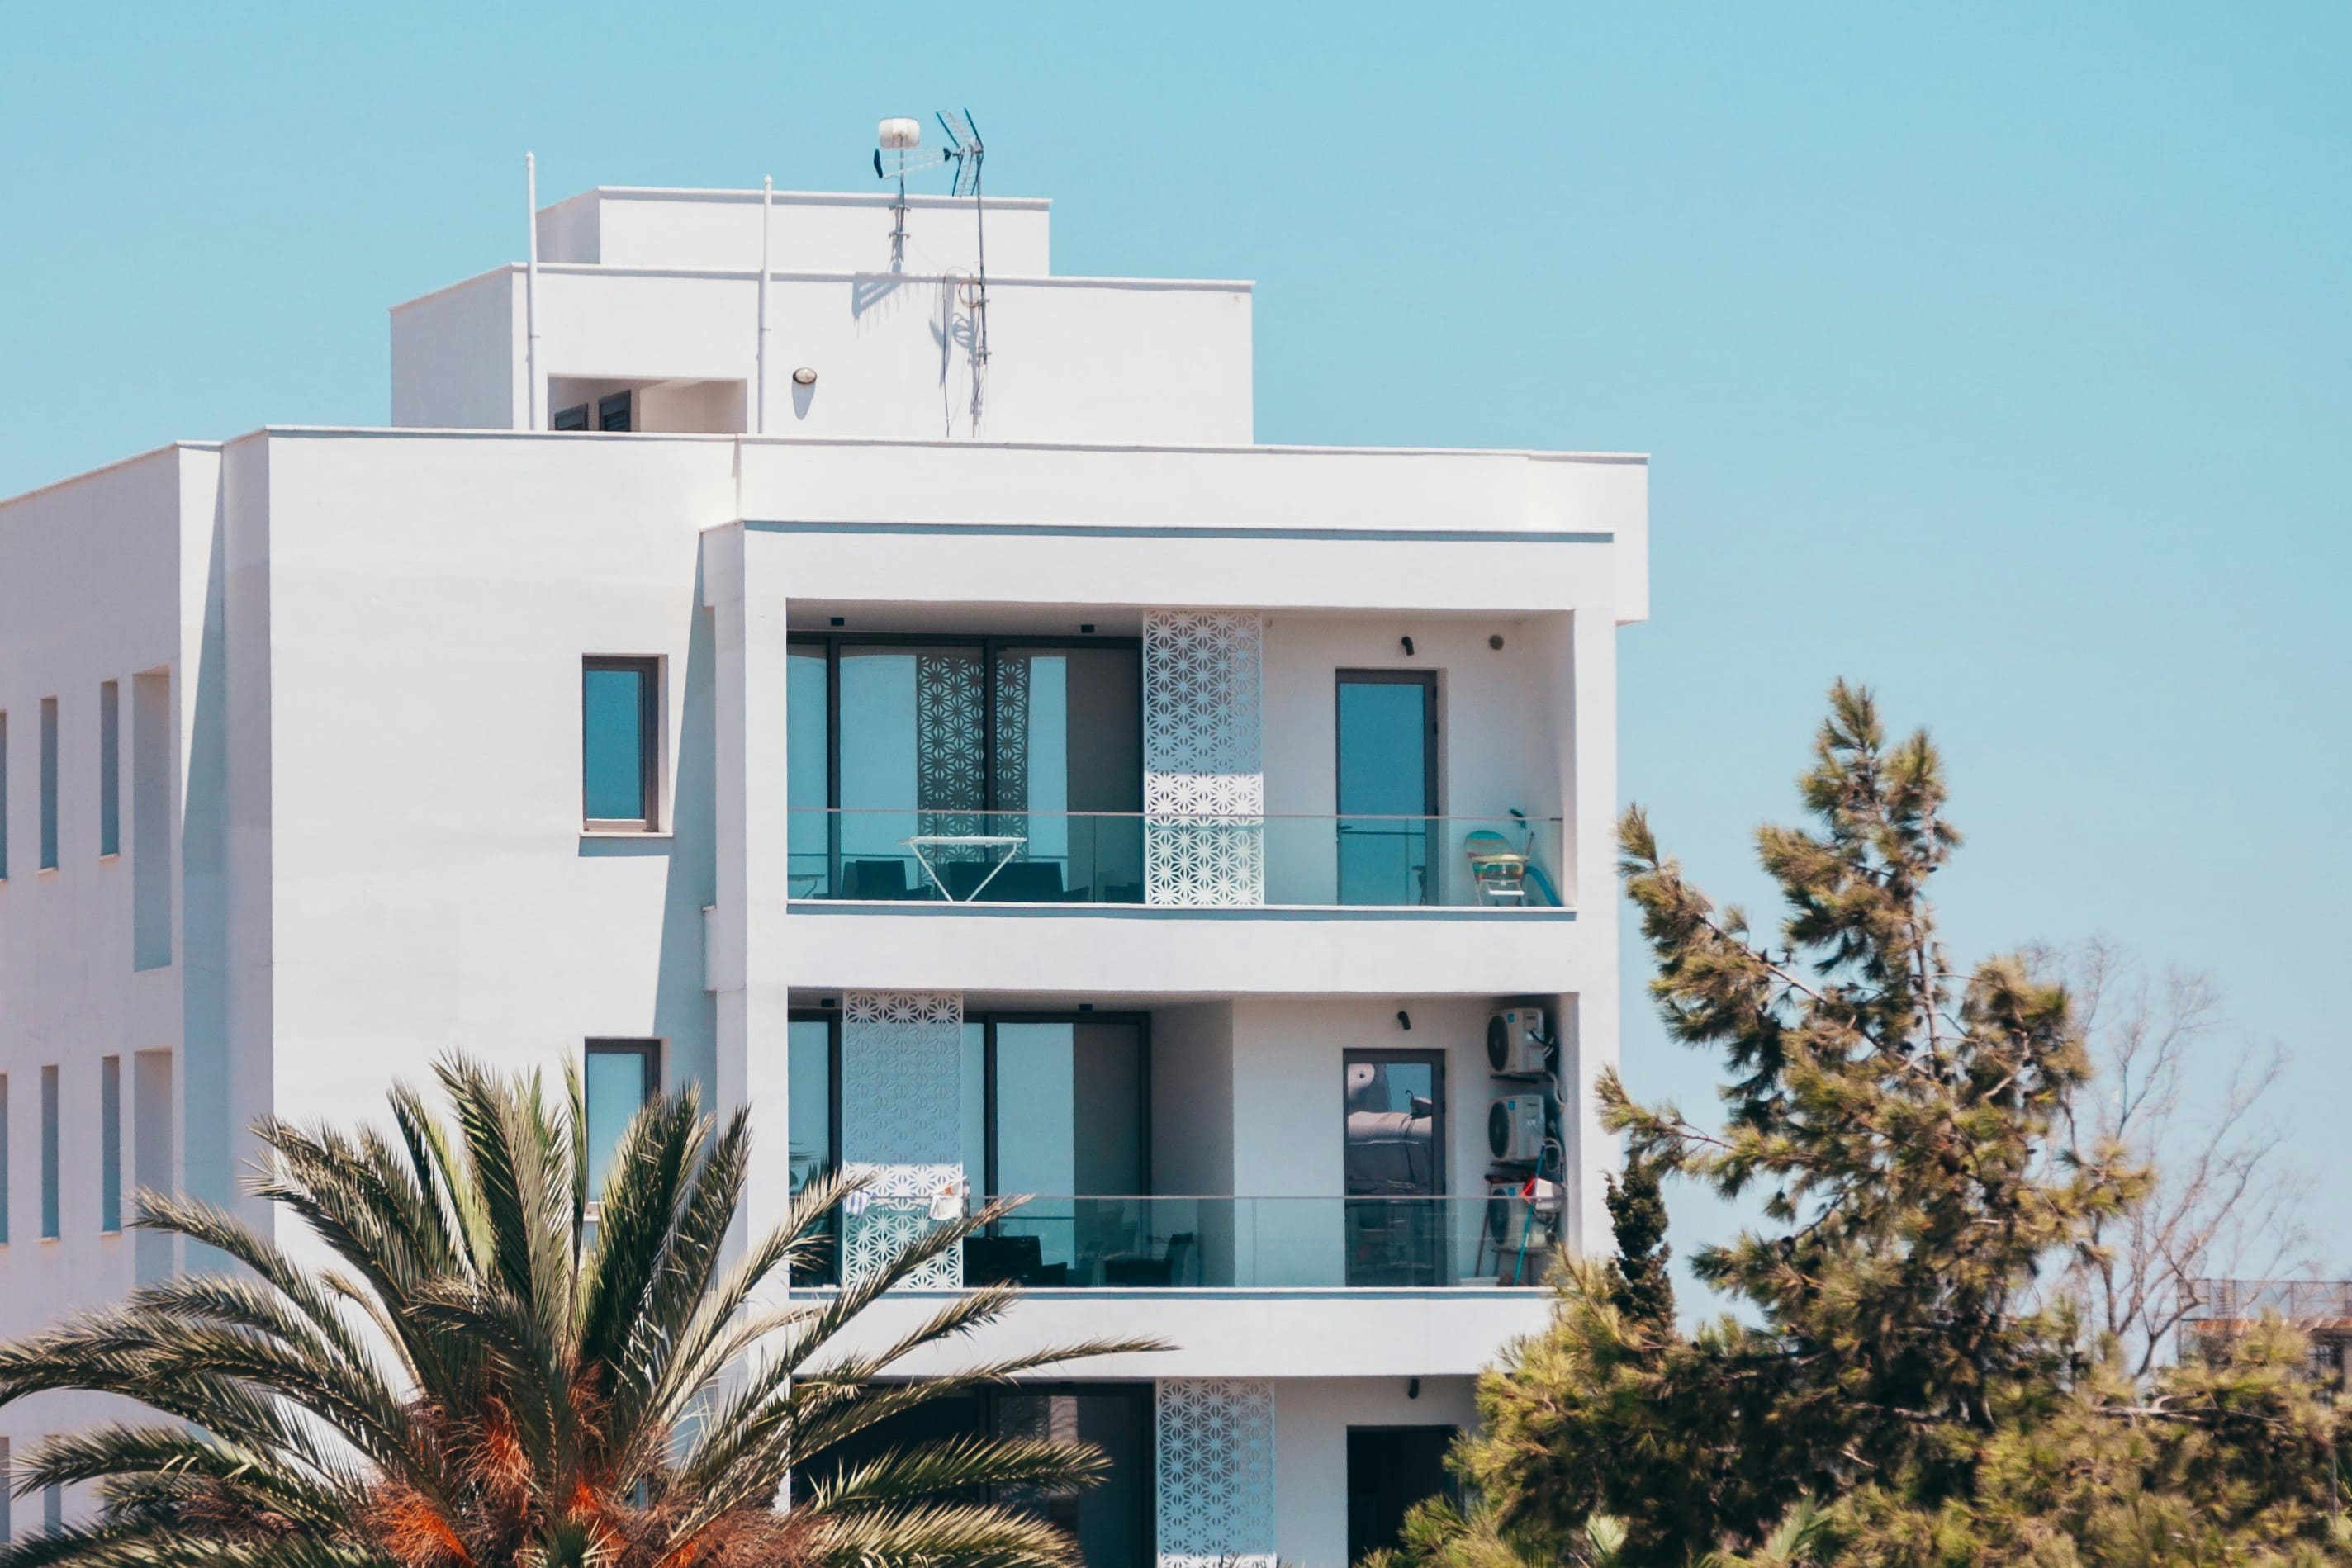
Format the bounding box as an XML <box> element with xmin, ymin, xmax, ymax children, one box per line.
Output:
<box><xmin>873</xmin><ymin>110</ymin><xmax>993</xmax><ymax>427</ymax></box>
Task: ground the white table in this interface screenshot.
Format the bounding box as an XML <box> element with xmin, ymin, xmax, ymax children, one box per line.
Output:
<box><xmin>900</xmin><ymin>834</ymin><xmax>1027</xmax><ymax>901</ymax></box>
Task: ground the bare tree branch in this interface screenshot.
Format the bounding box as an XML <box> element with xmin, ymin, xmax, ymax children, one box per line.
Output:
<box><xmin>2031</xmin><ymin>937</ymin><xmax>2315</xmax><ymax>1380</ymax></box>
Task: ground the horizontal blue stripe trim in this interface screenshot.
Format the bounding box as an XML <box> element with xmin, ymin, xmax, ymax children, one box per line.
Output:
<box><xmin>746</xmin><ymin>519</ymin><xmax>1613</xmax><ymax>545</ymax></box>
<box><xmin>788</xmin><ymin>901</ymin><xmax>1574</xmax><ymax>921</ymax></box>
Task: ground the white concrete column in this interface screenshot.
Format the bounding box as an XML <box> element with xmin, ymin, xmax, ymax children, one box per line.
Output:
<box><xmin>704</xmin><ymin>524</ymin><xmax>795</xmax><ymax>1248</ymax></box>
<box><xmin>1558</xmin><ymin>607</ymin><xmax>1622</xmax><ymax>1255</ymax></box>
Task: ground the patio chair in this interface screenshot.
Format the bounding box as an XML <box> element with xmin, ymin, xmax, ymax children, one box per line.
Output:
<box><xmin>841</xmin><ymin>858</ymin><xmax>913</xmax><ymax>899</ymax></box>
<box><xmin>1463</xmin><ymin>829</ymin><xmax>1530</xmax><ymax>905</ymax></box>
<box><xmin>1102</xmin><ymin>1231</ymin><xmax>1194</xmax><ymax>1286</ymax></box>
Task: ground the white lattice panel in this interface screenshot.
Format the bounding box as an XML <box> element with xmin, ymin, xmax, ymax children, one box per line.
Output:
<box><xmin>1144</xmin><ymin>612</ymin><xmax>1264</xmax><ymax>907</ymax></box>
<box><xmin>842</xmin><ymin>1162</ymin><xmax>965</xmax><ymax>1291</ymax></box>
<box><xmin>841</xmin><ymin>992</ymin><xmax>965</xmax><ymax>1289</ymax></box>
<box><xmin>1155</xmin><ymin>1378</ymin><xmax>1275</xmax><ymax>1568</ymax></box>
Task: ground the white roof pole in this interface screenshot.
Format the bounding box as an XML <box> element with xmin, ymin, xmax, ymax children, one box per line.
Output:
<box><xmin>756</xmin><ymin>175</ymin><xmax>772</xmax><ymax>435</ymax></box>
<box><xmin>524</xmin><ymin>152</ymin><xmax>542</xmax><ymax>432</ymax></box>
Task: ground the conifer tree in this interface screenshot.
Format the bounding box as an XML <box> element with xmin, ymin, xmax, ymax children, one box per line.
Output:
<box><xmin>1445</xmin><ymin>682</ymin><xmax>2347</xmax><ymax>1567</ymax></box>
<box><xmin>1603</xmin><ymin>1152</ymin><xmax>1674</xmax><ymax>1332</ymax></box>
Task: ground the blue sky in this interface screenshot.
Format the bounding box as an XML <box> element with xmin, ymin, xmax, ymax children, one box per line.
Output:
<box><xmin>4</xmin><ymin>4</ymin><xmax>2345</xmax><ymax>1277</ymax></box>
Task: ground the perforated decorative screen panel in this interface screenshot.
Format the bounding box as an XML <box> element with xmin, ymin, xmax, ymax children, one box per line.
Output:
<box><xmin>841</xmin><ymin>991</ymin><xmax>965</xmax><ymax>1289</ymax></box>
<box><xmin>1143</xmin><ymin>612</ymin><xmax>1264</xmax><ymax>907</ymax></box>
<box><xmin>1155</xmin><ymin>1377</ymin><xmax>1275</xmax><ymax>1568</ymax></box>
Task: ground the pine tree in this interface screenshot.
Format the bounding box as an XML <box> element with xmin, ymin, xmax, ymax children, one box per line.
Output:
<box><xmin>1603</xmin><ymin>1152</ymin><xmax>1674</xmax><ymax>1332</ymax></box>
<box><xmin>1447</xmin><ymin>683</ymin><xmax>2346</xmax><ymax>1567</ymax></box>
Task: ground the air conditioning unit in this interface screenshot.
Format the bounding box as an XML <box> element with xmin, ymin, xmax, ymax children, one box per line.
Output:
<box><xmin>1488</xmin><ymin>1094</ymin><xmax>1548</xmax><ymax>1163</ymax></box>
<box><xmin>1487</xmin><ymin>1008</ymin><xmax>1551</xmax><ymax>1074</ymax></box>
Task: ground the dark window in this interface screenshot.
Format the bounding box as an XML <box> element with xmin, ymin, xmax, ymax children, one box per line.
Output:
<box><xmin>799</xmin><ymin>1386</ymin><xmax>1153</xmax><ymax>1568</ymax></box>
<box><xmin>583</xmin><ymin>1040</ymin><xmax>659</xmax><ymax>1201</ymax></box>
<box><xmin>98</xmin><ymin>680</ymin><xmax>120</xmax><ymax>857</ymax></box>
<box><xmin>582</xmin><ymin>658</ymin><xmax>659</xmax><ymax>829</ymax></box>
<box><xmin>1348</xmin><ymin>1426</ymin><xmax>1459</xmax><ymax>1563</ymax></box>
<box><xmin>38</xmin><ymin>697</ymin><xmax>58</xmax><ymax>871</ymax></box>
<box><xmin>552</xmin><ymin>402</ymin><xmax>591</xmax><ymax>432</ymax></box>
<box><xmin>597</xmin><ymin>391</ymin><xmax>633</xmax><ymax>431</ymax></box>
<box><xmin>40</xmin><ymin>1064</ymin><xmax>60</xmax><ymax>1239</ymax></box>
<box><xmin>100</xmin><ymin>1056</ymin><xmax>121</xmax><ymax>1232</ymax></box>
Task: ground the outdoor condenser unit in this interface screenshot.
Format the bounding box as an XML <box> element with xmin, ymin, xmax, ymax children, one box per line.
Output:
<box><xmin>1487</xmin><ymin>1008</ymin><xmax>1551</xmax><ymax>1074</ymax></box>
<box><xmin>1488</xmin><ymin>1094</ymin><xmax>1548</xmax><ymax>1163</ymax></box>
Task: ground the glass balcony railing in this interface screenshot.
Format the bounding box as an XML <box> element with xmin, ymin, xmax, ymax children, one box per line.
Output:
<box><xmin>787</xmin><ymin>809</ymin><xmax>1567</xmax><ymax>908</ymax></box>
<box><xmin>801</xmin><ymin>1194</ymin><xmax>1562</xmax><ymax>1290</ymax></box>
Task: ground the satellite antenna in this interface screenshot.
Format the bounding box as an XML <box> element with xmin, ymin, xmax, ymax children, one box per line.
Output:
<box><xmin>872</xmin><ymin>116</ymin><xmax>950</xmax><ymax>272</ymax></box>
<box><xmin>871</xmin><ymin>109</ymin><xmax>993</xmax><ymax>426</ymax></box>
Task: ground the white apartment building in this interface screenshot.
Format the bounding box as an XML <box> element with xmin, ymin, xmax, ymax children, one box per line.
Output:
<box><xmin>0</xmin><ymin>172</ymin><xmax>1648</xmax><ymax>1566</ymax></box>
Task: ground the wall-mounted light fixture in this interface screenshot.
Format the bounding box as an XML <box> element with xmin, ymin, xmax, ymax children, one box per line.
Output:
<box><xmin>791</xmin><ymin>367</ymin><xmax>818</xmax><ymax>386</ymax></box>
<box><xmin>1490</xmin><ymin>633</ymin><xmax>1506</xmax><ymax>650</ymax></box>
<box><xmin>830</xmin><ymin>616</ymin><xmax>846</xmax><ymax>628</ymax></box>
<box><xmin>1406</xmin><ymin>1376</ymin><xmax>1421</xmax><ymax>1400</ymax></box>
<box><xmin>1396</xmin><ymin>1010</ymin><xmax>1412</xmax><ymax>1031</ymax></box>
<box><xmin>1400</xmin><ymin>636</ymin><xmax>1415</xmax><ymax>656</ymax></box>
<box><xmin>1080</xmin><ymin>623</ymin><xmax>1096</xmax><ymax>634</ymax></box>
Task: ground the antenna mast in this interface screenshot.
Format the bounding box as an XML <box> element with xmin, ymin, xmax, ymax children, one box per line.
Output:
<box><xmin>937</xmin><ymin>109</ymin><xmax>989</xmax><ymax>429</ymax></box>
<box><xmin>871</xmin><ymin>110</ymin><xmax>994</xmax><ymax>430</ymax></box>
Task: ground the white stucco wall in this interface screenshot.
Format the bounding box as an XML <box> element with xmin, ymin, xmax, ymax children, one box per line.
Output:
<box><xmin>401</xmin><ymin>266</ymin><xmax>1254</xmax><ymax>445</ymax></box>
<box><xmin>535</xmin><ymin>187</ymin><xmax>1054</xmax><ymax>277</ymax></box>
<box><xmin>1275</xmin><ymin>1376</ymin><xmax>1481</xmax><ymax>1568</ymax></box>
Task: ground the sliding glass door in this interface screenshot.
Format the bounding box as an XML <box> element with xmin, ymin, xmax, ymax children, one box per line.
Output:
<box><xmin>959</xmin><ymin>1016</ymin><xmax>1151</xmax><ymax>1286</ymax></box>
<box><xmin>789</xmin><ymin>637</ymin><xmax>1142</xmax><ymax>900</ymax></box>
<box><xmin>1336</xmin><ymin>670</ymin><xmax>1439</xmax><ymax>905</ymax></box>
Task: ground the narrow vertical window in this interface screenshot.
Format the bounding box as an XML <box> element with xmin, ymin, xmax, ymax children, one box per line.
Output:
<box><xmin>582</xmin><ymin>658</ymin><xmax>659</xmax><ymax>830</ymax></box>
<box><xmin>583</xmin><ymin>1040</ymin><xmax>659</xmax><ymax>1201</ymax></box>
<box><xmin>134</xmin><ymin>1051</ymin><xmax>174</xmax><ymax>1284</ymax></box>
<box><xmin>42</xmin><ymin>1471</ymin><xmax>59</xmax><ymax>1536</ymax></box>
<box><xmin>100</xmin><ymin>1056</ymin><xmax>122</xmax><ymax>1233</ymax></box>
<box><xmin>38</xmin><ymin>697</ymin><xmax>59</xmax><ymax>870</ymax></box>
<box><xmin>98</xmin><ymin>680</ymin><xmax>121</xmax><ymax>857</ymax></box>
<box><xmin>0</xmin><ymin>710</ymin><xmax>11</xmax><ymax>879</ymax></box>
<box><xmin>40</xmin><ymin>1064</ymin><xmax>59</xmax><ymax>1239</ymax></box>
<box><xmin>0</xmin><ymin>1074</ymin><xmax>11</xmax><ymax>1245</ymax></box>
<box><xmin>132</xmin><ymin>670</ymin><xmax>172</xmax><ymax>969</ymax></box>
<box><xmin>0</xmin><ymin>1435</ymin><xmax>11</xmax><ymax>1544</ymax></box>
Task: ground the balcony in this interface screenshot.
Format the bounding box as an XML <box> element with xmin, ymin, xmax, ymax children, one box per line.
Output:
<box><xmin>809</xmin><ymin>1194</ymin><xmax>1559</xmax><ymax>1291</ymax></box>
<box><xmin>788</xmin><ymin>810</ymin><xmax>1567</xmax><ymax>909</ymax></box>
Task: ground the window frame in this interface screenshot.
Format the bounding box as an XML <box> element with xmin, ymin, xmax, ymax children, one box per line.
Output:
<box><xmin>98</xmin><ymin>679</ymin><xmax>121</xmax><ymax>859</ymax></box>
<box><xmin>582</xmin><ymin>1039</ymin><xmax>662</xmax><ymax>1205</ymax></box>
<box><xmin>99</xmin><ymin>1055</ymin><xmax>121</xmax><ymax>1234</ymax></box>
<box><xmin>40</xmin><ymin>1064</ymin><xmax>61</xmax><ymax>1240</ymax></box>
<box><xmin>38</xmin><ymin>697</ymin><xmax>59</xmax><ymax>872</ymax></box>
<box><xmin>581</xmin><ymin>656</ymin><xmax>662</xmax><ymax>833</ymax></box>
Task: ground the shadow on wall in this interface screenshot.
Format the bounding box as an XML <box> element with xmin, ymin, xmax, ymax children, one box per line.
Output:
<box><xmin>182</xmin><ymin>472</ymin><xmax>230</xmax><ymax>1258</ymax></box>
<box><xmin>654</xmin><ymin>562</ymin><xmax>718</xmax><ymax>1093</ymax></box>
<box><xmin>572</xmin><ymin>558</ymin><xmax>718</xmax><ymax>1092</ymax></box>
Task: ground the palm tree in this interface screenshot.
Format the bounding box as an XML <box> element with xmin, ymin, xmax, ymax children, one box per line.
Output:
<box><xmin>0</xmin><ymin>1055</ymin><xmax>1159</xmax><ymax>1568</ymax></box>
